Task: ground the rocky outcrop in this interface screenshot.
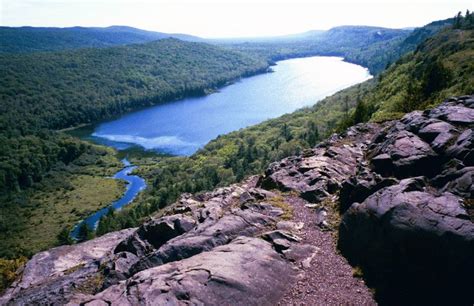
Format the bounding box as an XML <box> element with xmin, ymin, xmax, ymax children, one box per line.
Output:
<box><xmin>258</xmin><ymin>123</ymin><xmax>381</xmax><ymax>203</ymax></box>
<box><xmin>0</xmin><ymin>229</ymin><xmax>135</xmax><ymax>305</ymax></box>
<box><xmin>1</xmin><ymin>179</ymin><xmax>316</xmax><ymax>305</ymax></box>
<box><xmin>339</xmin><ymin>95</ymin><xmax>474</xmax><ymax>305</ymax></box>
<box><xmin>70</xmin><ymin>237</ymin><xmax>295</xmax><ymax>306</ymax></box>
<box><xmin>2</xmin><ymin>95</ymin><xmax>473</xmax><ymax>305</ymax></box>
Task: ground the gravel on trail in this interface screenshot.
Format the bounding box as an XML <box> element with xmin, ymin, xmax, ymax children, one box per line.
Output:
<box><xmin>278</xmin><ymin>195</ymin><xmax>376</xmax><ymax>305</ymax></box>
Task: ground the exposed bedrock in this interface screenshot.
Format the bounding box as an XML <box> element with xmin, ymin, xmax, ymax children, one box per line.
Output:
<box><xmin>2</xmin><ymin>95</ymin><xmax>473</xmax><ymax>305</ymax></box>
<box><xmin>339</xmin><ymin>95</ymin><xmax>474</xmax><ymax>305</ymax></box>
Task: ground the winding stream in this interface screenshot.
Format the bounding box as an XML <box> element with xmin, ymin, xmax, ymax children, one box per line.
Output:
<box><xmin>70</xmin><ymin>158</ymin><xmax>146</xmax><ymax>239</ymax></box>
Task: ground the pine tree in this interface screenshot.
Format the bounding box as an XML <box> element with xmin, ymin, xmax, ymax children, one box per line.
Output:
<box><xmin>353</xmin><ymin>100</ymin><xmax>368</xmax><ymax>124</ymax></box>
<box><xmin>56</xmin><ymin>226</ymin><xmax>73</xmax><ymax>246</ymax></box>
<box><xmin>77</xmin><ymin>223</ymin><xmax>94</xmax><ymax>241</ymax></box>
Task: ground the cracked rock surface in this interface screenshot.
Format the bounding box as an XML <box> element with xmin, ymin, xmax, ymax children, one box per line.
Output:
<box><xmin>339</xmin><ymin>95</ymin><xmax>474</xmax><ymax>305</ymax></box>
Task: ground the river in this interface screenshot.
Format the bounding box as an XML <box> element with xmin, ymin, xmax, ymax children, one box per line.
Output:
<box><xmin>70</xmin><ymin>158</ymin><xmax>146</xmax><ymax>239</ymax></box>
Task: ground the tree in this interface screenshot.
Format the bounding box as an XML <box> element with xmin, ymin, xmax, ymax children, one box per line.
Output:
<box><xmin>353</xmin><ymin>99</ymin><xmax>368</xmax><ymax>124</ymax></box>
<box><xmin>56</xmin><ymin>226</ymin><xmax>73</xmax><ymax>246</ymax></box>
<box><xmin>305</xmin><ymin>121</ymin><xmax>320</xmax><ymax>147</ymax></box>
<box><xmin>280</xmin><ymin>123</ymin><xmax>293</xmax><ymax>142</ymax></box>
<box><xmin>77</xmin><ymin>223</ymin><xmax>94</xmax><ymax>242</ymax></box>
<box><xmin>454</xmin><ymin>11</ymin><xmax>462</xmax><ymax>29</ymax></box>
<box><xmin>422</xmin><ymin>60</ymin><xmax>451</xmax><ymax>98</ymax></box>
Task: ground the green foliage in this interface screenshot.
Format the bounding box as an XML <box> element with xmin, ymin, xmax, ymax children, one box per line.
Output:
<box><xmin>367</xmin><ymin>24</ymin><xmax>473</xmax><ymax>118</ymax></box>
<box><xmin>0</xmin><ymin>38</ymin><xmax>268</xmax><ymax>133</ymax></box>
<box><xmin>226</xmin><ymin>21</ymin><xmax>453</xmax><ymax>75</ymax></box>
<box><xmin>0</xmin><ymin>38</ymin><xmax>268</xmax><ymax>193</ymax></box>
<box><xmin>0</xmin><ymin>26</ymin><xmax>201</xmax><ymax>53</ymax></box>
<box><xmin>0</xmin><ymin>142</ymin><xmax>124</xmax><ymax>258</ymax></box>
<box><xmin>1</xmin><ymin>17</ymin><xmax>471</xmax><ymax>260</ymax></box>
<box><xmin>227</xmin><ymin>26</ymin><xmax>412</xmax><ymax>75</ymax></box>
<box><xmin>56</xmin><ymin>226</ymin><xmax>73</xmax><ymax>246</ymax></box>
<box><xmin>77</xmin><ymin>223</ymin><xmax>95</xmax><ymax>242</ymax></box>
<box><xmin>94</xmin><ymin>81</ymin><xmax>374</xmax><ymax>235</ymax></box>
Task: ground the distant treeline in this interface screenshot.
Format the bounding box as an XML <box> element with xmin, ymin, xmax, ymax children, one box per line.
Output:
<box><xmin>228</xmin><ymin>19</ymin><xmax>455</xmax><ymax>75</ymax></box>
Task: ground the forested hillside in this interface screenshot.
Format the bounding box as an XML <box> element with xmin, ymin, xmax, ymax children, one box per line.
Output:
<box><xmin>227</xmin><ymin>20</ymin><xmax>454</xmax><ymax>74</ymax></box>
<box><xmin>0</xmin><ymin>38</ymin><xmax>269</xmax><ymax>192</ymax></box>
<box><xmin>92</xmin><ymin>14</ymin><xmax>473</xmax><ymax>238</ymax></box>
<box><xmin>0</xmin><ymin>38</ymin><xmax>270</xmax><ymax>260</ymax></box>
<box><xmin>0</xmin><ymin>26</ymin><xmax>202</xmax><ymax>53</ymax></box>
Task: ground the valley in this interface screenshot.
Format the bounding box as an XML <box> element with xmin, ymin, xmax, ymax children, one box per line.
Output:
<box><xmin>0</xmin><ymin>8</ymin><xmax>473</xmax><ymax>305</ymax></box>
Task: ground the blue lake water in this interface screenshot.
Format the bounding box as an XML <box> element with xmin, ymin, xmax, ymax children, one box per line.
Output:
<box><xmin>70</xmin><ymin>158</ymin><xmax>146</xmax><ymax>239</ymax></box>
<box><xmin>89</xmin><ymin>56</ymin><xmax>372</xmax><ymax>156</ymax></box>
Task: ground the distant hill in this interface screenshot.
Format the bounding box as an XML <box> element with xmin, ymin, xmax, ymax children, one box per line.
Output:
<box><xmin>222</xmin><ymin>25</ymin><xmax>412</xmax><ymax>74</ymax></box>
<box><xmin>0</xmin><ymin>26</ymin><xmax>203</xmax><ymax>53</ymax></box>
<box><xmin>225</xmin><ymin>20</ymin><xmax>454</xmax><ymax>74</ymax></box>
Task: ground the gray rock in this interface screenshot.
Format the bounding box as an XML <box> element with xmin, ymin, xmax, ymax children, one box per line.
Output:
<box><xmin>71</xmin><ymin>237</ymin><xmax>296</xmax><ymax>306</ymax></box>
<box><xmin>447</xmin><ymin>129</ymin><xmax>474</xmax><ymax>166</ymax></box>
<box><xmin>369</xmin><ymin>130</ymin><xmax>438</xmax><ymax>178</ymax></box>
<box><xmin>339</xmin><ymin>178</ymin><xmax>474</xmax><ymax>304</ymax></box>
<box><xmin>1</xmin><ymin>229</ymin><xmax>135</xmax><ymax>305</ymax></box>
<box><xmin>258</xmin><ymin>124</ymin><xmax>381</xmax><ymax>203</ymax></box>
<box><xmin>114</xmin><ymin>214</ymin><xmax>196</xmax><ymax>256</ymax></box>
<box><xmin>428</xmin><ymin>104</ymin><xmax>474</xmax><ymax>125</ymax></box>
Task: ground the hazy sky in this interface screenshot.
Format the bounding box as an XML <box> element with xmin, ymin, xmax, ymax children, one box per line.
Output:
<box><xmin>1</xmin><ymin>0</ymin><xmax>472</xmax><ymax>38</ymax></box>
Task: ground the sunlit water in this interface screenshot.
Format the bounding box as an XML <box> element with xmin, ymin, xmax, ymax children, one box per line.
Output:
<box><xmin>89</xmin><ymin>56</ymin><xmax>372</xmax><ymax>155</ymax></box>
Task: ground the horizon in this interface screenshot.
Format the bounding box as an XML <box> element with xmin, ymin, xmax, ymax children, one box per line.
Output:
<box><xmin>1</xmin><ymin>0</ymin><xmax>472</xmax><ymax>38</ymax></box>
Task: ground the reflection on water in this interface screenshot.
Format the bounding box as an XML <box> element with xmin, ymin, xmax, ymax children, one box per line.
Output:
<box><xmin>89</xmin><ymin>56</ymin><xmax>372</xmax><ymax>156</ymax></box>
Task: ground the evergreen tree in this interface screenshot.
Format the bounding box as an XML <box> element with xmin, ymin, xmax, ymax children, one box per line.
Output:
<box><xmin>56</xmin><ymin>226</ymin><xmax>73</xmax><ymax>246</ymax></box>
<box><xmin>77</xmin><ymin>223</ymin><xmax>94</xmax><ymax>242</ymax></box>
<box><xmin>454</xmin><ymin>11</ymin><xmax>463</xmax><ymax>28</ymax></box>
<box><xmin>353</xmin><ymin>99</ymin><xmax>368</xmax><ymax>124</ymax></box>
<box><xmin>422</xmin><ymin>60</ymin><xmax>451</xmax><ymax>98</ymax></box>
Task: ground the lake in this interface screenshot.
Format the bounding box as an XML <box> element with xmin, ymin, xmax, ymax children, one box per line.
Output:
<box><xmin>88</xmin><ymin>56</ymin><xmax>372</xmax><ymax>156</ymax></box>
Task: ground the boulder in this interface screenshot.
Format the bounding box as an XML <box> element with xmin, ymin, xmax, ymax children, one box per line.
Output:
<box><xmin>339</xmin><ymin>178</ymin><xmax>474</xmax><ymax>304</ymax></box>
<box><xmin>258</xmin><ymin>123</ymin><xmax>381</xmax><ymax>203</ymax></box>
<box><xmin>0</xmin><ymin>229</ymin><xmax>135</xmax><ymax>305</ymax></box>
<box><xmin>71</xmin><ymin>237</ymin><xmax>296</xmax><ymax>306</ymax></box>
<box><xmin>114</xmin><ymin>214</ymin><xmax>196</xmax><ymax>256</ymax></box>
<box><xmin>447</xmin><ymin>129</ymin><xmax>474</xmax><ymax>166</ymax></box>
<box><xmin>369</xmin><ymin>130</ymin><xmax>438</xmax><ymax>178</ymax></box>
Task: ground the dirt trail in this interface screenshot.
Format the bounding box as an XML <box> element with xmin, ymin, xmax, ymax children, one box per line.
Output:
<box><xmin>279</xmin><ymin>195</ymin><xmax>376</xmax><ymax>305</ymax></box>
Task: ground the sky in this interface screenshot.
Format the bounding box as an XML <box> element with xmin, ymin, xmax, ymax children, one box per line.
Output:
<box><xmin>1</xmin><ymin>0</ymin><xmax>472</xmax><ymax>38</ymax></box>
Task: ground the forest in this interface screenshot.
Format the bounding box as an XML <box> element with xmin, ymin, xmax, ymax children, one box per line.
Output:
<box><xmin>0</xmin><ymin>38</ymin><xmax>269</xmax><ymax>193</ymax></box>
<box><xmin>227</xmin><ymin>19</ymin><xmax>454</xmax><ymax>75</ymax></box>
<box><xmin>91</xmin><ymin>14</ymin><xmax>473</xmax><ymax>238</ymax></box>
<box><xmin>0</xmin><ymin>26</ymin><xmax>202</xmax><ymax>53</ymax></box>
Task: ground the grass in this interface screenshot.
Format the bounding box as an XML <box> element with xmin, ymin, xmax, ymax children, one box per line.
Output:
<box><xmin>0</xmin><ymin>146</ymin><xmax>126</xmax><ymax>258</ymax></box>
<box><xmin>75</xmin><ymin>273</ymin><xmax>105</xmax><ymax>294</ymax></box>
<box><xmin>353</xmin><ymin>266</ymin><xmax>365</xmax><ymax>278</ymax></box>
<box><xmin>15</xmin><ymin>175</ymin><xmax>124</xmax><ymax>253</ymax></box>
<box><xmin>0</xmin><ymin>257</ymin><xmax>27</xmax><ymax>293</ymax></box>
<box><xmin>64</xmin><ymin>263</ymin><xmax>85</xmax><ymax>275</ymax></box>
<box><xmin>267</xmin><ymin>194</ymin><xmax>294</xmax><ymax>220</ymax></box>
